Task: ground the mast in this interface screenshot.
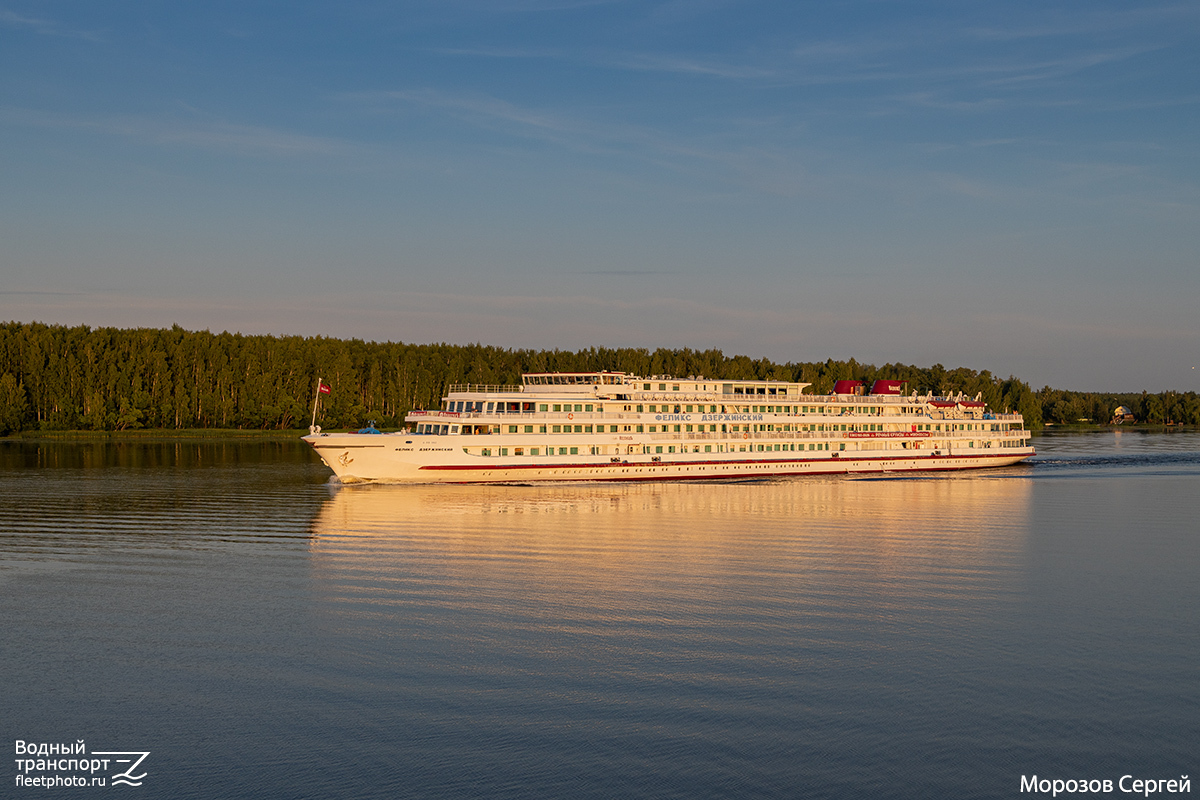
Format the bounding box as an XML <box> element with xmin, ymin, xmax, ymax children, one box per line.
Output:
<box><xmin>310</xmin><ymin>377</ymin><xmax>323</xmax><ymax>433</ymax></box>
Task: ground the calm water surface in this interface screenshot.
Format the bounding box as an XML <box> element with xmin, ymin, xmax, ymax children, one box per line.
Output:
<box><xmin>2</xmin><ymin>431</ymin><xmax>1197</xmax><ymax>799</ymax></box>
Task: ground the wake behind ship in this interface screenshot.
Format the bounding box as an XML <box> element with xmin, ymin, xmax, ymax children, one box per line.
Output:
<box><xmin>303</xmin><ymin>372</ymin><xmax>1034</xmax><ymax>483</ymax></box>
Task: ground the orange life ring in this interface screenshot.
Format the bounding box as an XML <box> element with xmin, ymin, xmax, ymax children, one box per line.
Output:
<box><xmin>567</xmin><ymin>413</ymin><xmax>574</xmax><ymax>420</ymax></box>
<box><xmin>743</xmin><ymin>432</ymin><xmax>749</xmax><ymax>439</ymax></box>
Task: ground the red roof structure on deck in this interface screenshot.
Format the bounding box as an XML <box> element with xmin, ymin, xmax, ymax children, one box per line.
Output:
<box><xmin>930</xmin><ymin>400</ymin><xmax>958</xmax><ymax>408</ymax></box>
<box><xmin>833</xmin><ymin>380</ymin><xmax>863</xmax><ymax>395</ymax></box>
<box><xmin>869</xmin><ymin>379</ymin><xmax>905</xmax><ymax>395</ymax></box>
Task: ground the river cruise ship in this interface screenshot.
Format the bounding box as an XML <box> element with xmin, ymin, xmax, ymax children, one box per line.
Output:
<box><xmin>303</xmin><ymin>372</ymin><xmax>1034</xmax><ymax>483</ymax></box>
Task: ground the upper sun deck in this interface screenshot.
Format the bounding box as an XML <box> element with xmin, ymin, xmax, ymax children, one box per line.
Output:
<box><xmin>447</xmin><ymin>372</ymin><xmax>814</xmax><ymax>399</ymax></box>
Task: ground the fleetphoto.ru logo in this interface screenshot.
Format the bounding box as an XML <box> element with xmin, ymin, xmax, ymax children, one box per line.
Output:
<box><xmin>14</xmin><ymin>740</ymin><xmax>149</xmax><ymax>789</ymax></box>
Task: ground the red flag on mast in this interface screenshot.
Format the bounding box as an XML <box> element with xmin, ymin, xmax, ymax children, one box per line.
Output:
<box><xmin>318</xmin><ymin>382</ymin><xmax>331</xmax><ymax>395</ymax></box>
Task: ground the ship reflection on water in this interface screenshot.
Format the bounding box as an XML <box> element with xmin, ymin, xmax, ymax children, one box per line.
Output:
<box><xmin>300</xmin><ymin>474</ymin><xmax>1046</xmax><ymax>797</ymax></box>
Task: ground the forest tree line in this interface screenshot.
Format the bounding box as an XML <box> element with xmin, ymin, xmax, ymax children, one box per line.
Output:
<box><xmin>0</xmin><ymin>321</ymin><xmax>1196</xmax><ymax>434</ymax></box>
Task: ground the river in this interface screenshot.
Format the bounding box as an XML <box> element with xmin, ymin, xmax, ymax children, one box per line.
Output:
<box><xmin>2</xmin><ymin>430</ymin><xmax>1197</xmax><ymax>798</ymax></box>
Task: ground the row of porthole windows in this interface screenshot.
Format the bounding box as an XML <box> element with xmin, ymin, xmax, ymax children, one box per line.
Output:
<box><xmin>446</xmin><ymin>400</ymin><xmax>898</xmax><ymax>415</ymax></box>
<box><xmin>418</xmin><ymin>421</ymin><xmax>1001</xmax><ymax>439</ymax></box>
<box><xmin>473</xmin><ymin>442</ymin><xmax>847</xmax><ymax>457</ymax></box>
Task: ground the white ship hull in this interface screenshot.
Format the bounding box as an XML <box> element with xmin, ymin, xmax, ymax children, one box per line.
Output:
<box><xmin>305</xmin><ymin>432</ymin><xmax>1034</xmax><ymax>484</ymax></box>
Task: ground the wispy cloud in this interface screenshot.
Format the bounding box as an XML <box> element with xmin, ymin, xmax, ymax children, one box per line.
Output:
<box><xmin>0</xmin><ymin>106</ymin><xmax>351</xmax><ymax>158</ymax></box>
<box><xmin>342</xmin><ymin>86</ymin><xmax>823</xmax><ymax>197</ymax></box>
<box><xmin>344</xmin><ymin>88</ymin><xmax>677</xmax><ymax>159</ymax></box>
<box><xmin>0</xmin><ymin>290</ymin><xmax>83</xmax><ymax>296</ymax></box>
<box><xmin>603</xmin><ymin>53</ymin><xmax>779</xmax><ymax>80</ymax></box>
<box><xmin>973</xmin><ymin>46</ymin><xmax>1159</xmax><ymax>88</ymax></box>
<box><xmin>966</xmin><ymin>3</ymin><xmax>1200</xmax><ymax>41</ymax></box>
<box><xmin>423</xmin><ymin>0</ymin><xmax>627</xmax><ymax>12</ymax></box>
<box><xmin>0</xmin><ymin>8</ymin><xmax>103</xmax><ymax>40</ymax></box>
<box><xmin>425</xmin><ymin>45</ymin><xmax>563</xmax><ymax>59</ymax></box>
<box><xmin>577</xmin><ymin>269</ymin><xmax>675</xmax><ymax>276</ymax></box>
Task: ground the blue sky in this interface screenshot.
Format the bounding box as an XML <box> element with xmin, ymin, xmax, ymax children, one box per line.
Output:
<box><xmin>2</xmin><ymin>1</ymin><xmax>1198</xmax><ymax>392</ymax></box>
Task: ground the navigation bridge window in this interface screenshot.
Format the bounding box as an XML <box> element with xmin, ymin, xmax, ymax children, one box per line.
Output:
<box><xmin>524</xmin><ymin>373</ymin><xmax>625</xmax><ymax>386</ymax></box>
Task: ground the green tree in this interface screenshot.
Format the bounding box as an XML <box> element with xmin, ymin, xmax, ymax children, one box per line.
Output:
<box><xmin>0</xmin><ymin>373</ymin><xmax>29</xmax><ymax>434</ymax></box>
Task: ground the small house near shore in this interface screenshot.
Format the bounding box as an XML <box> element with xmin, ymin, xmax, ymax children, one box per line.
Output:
<box><xmin>1111</xmin><ymin>406</ymin><xmax>1135</xmax><ymax>424</ymax></box>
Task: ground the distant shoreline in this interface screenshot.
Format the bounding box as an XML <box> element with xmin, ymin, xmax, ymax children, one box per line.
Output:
<box><xmin>1</xmin><ymin>429</ymin><xmax>309</xmax><ymax>442</ymax></box>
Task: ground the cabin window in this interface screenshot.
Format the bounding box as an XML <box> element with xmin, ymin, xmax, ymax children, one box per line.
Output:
<box><xmin>450</xmin><ymin>426</ymin><xmax>459</xmax><ymax>434</ymax></box>
<box><xmin>514</xmin><ymin>447</ymin><xmax>524</xmax><ymax>456</ymax></box>
<box><xmin>685</xmin><ymin>405</ymin><xmax>693</xmax><ymax>412</ymax></box>
<box><xmin>552</xmin><ymin>425</ymin><xmax>562</xmax><ymax>433</ymax></box>
<box><xmin>644</xmin><ymin>383</ymin><xmax>651</xmax><ymax>390</ymax></box>
<box><xmin>610</xmin><ymin>425</ymin><xmax>618</xmax><ymax>433</ymax></box>
<box><xmin>508</xmin><ymin>425</ymin><xmax>518</xmax><ymax>433</ymax></box>
<box><xmin>649</xmin><ymin>425</ymin><xmax>657</xmax><ymax>433</ymax></box>
<box><xmin>636</xmin><ymin>425</ymin><xmax>644</xmax><ymax>433</ymax></box>
<box><xmin>553</xmin><ymin>404</ymin><xmax>562</xmax><ymax>412</ymax></box>
<box><xmin>590</xmin><ymin>446</ymin><xmax>600</xmax><ymax>455</ymax></box>
<box><xmin>539</xmin><ymin>404</ymin><xmax>548</xmax><ymax>412</ymax></box>
<box><xmin>636</xmin><ymin>405</ymin><xmax>644</xmax><ymax>412</ymax></box>
<box><xmin>524</xmin><ymin>425</ymin><xmax>533</xmax><ymax>433</ymax></box>
<box><xmin>672</xmin><ymin>385</ymin><xmax>679</xmax><ymax>391</ymax></box>
<box><xmin>685</xmin><ymin>425</ymin><xmax>693</xmax><ymax>432</ymax></box>
<box><xmin>482</xmin><ymin>448</ymin><xmax>491</xmax><ymax>456</ymax></box>
<box><xmin>584</xmin><ymin>404</ymin><xmax>593</xmax><ymax>412</ymax></box>
<box><xmin>500</xmin><ymin>448</ymin><xmax>508</xmax><ymax>456</ymax></box>
<box><xmin>569</xmin><ymin>447</ymin><xmax>579</xmax><ymax>455</ymax></box>
<box><xmin>573</xmin><ymin>404</ymin><xmax>583</xmax><ymax>412</ymax></box>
